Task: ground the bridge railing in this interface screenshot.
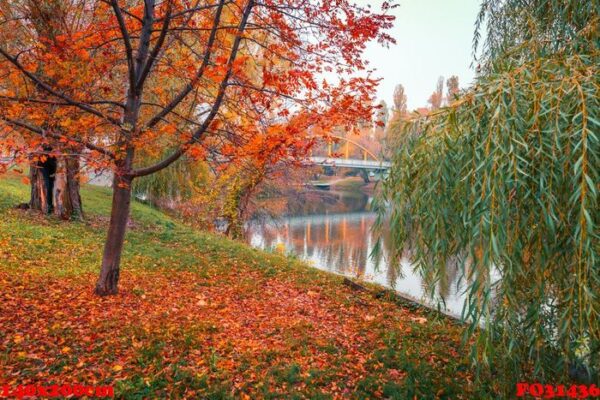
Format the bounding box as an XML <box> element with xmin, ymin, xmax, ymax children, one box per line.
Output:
<box><xmin>309</xmin><ymin>156</ymin><xmax>391</xmax><ymax>169</ymax></box>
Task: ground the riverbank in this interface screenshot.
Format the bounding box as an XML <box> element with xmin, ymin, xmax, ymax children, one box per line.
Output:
<box><xmin>312</xmin><ymin>176</ymin><xmax>378</xmax><ymax>196</ymax></box>
<box><xmin>0</xmin><ymin>174</ymin><xmax>497</xmax><ymax>398</ymax></box>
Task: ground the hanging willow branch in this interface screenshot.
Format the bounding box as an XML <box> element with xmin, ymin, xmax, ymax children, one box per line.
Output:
<box><xmin>376</xmin><ymin>48</ymin><xmax>599</xmax><ymax>385</ymax></box>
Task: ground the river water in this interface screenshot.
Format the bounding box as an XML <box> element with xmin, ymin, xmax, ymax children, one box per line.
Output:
<box><xmin>247</xmin><ymin>189</ymin><xmax>471</xmax><ymax>317</ymax></box>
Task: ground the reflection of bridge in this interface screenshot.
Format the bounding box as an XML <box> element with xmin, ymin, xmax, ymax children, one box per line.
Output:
<box><xmin>282</xmin><ymin>211</ymin><xmax>375</xmax><ymax>228</ymax></box>
<box><xmin>309</xmin><ymin>135</ymin><xmax>390</xmax><ymax>170</ymax></box>
<box><xmin>250</xmin><ymin>211</ymin><xmax>376</xmax><ymax>247</ymax></box>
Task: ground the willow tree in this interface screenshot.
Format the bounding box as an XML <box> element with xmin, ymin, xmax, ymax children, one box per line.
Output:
<box><xmin>376</xmin><ymin>0</ymin><xmax>599</xmax><ymax>387</ymax></box>
<box><xmin>132</xmin><ymin>151</ymin><xmax>209</xmax><ymax>209</ymax></box>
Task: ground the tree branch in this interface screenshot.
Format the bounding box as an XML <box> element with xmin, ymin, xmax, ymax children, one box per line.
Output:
<box><xmin>136</xmin><ymin>0</ymin><xmax>171</xmax><ymax>91</ymax></box>
<box><xmin>109</xmin><ymin>0</ymin><xmax>137</xmax><ymax>91</ymax></box>
<box><xmin>145</xmin><ymin>0</ymin><xmax>227</xmax><ymax>129</ymax></box>
<box><xmin>0</xmin><ymin>115</ymin><xmax>116</xmax><ymax>159</ymax></box>
<box><xmin>0</xmin><ymin>47</ymin><xmax>122</xmax><ymax>126</ymax></box>
<box><xmin>0</xmin><ymin>95</ymin><xmax>125</xmax><ymax>109</ymax></box>
<box><xmin>132</xmin><ymin>0</ymin><xmax>255</xmax><ymax>177</ymax></box>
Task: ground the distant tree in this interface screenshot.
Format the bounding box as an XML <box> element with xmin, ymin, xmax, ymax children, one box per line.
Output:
<box><xmin>385</xmin><ymin>84</ymin><xmax>409</xmax><ymax>160</ymax></box>
<box><xmin>392</xmin><ymin>84</ymin><xmax>407</xmax><ymax>116</ymax></box>
<box><xmin>445</xmin><ymin>75</ymin><xmax>459</xmax><ymax>103</ymax></box>
<box><xmin>427</xmin><ymin>76</ymin><xmax>444</xmax><ymax>109</ymax></box>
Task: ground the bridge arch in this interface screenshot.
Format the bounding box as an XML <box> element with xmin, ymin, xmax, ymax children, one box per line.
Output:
<box><xmin>322</xmin><ymin>134</ymin><xmax>381</xmax><ymax>162</ymax></box>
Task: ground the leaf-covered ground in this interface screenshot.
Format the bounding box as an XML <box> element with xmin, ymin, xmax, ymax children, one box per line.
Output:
<box><xmin>0</xmin><ymin>175</ymin><xmax>498</xmax><ymax>399</ymax></box>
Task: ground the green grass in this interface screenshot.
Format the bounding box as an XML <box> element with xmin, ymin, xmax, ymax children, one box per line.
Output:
<box><xmin>331</xmin><ymin>176</ymin><xmax>366</xmax><ymax>191</ymax></box>
<box><xmin>0</xmin><ymin>174</ymin><xmax>499</xmax><ymax>398</ymax></box>
<box><xmin>0</xmin><ymin>173</ymin><xmax>308</xmax><ymax>277</ymax></box>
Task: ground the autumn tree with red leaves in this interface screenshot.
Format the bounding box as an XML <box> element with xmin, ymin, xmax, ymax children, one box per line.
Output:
<box><xmin>0</xmin><ymin>0</ymin><xmax>395</xmax><ymax>295</ymax></box>
<box><xmin>427</xmin><ymin>76</ymin><xmax>444</xmax><ymax>110</ymax></box>
<box><xmin>0</xmin><ymin>0</ymin><xmax>89</xmax><ymax>219</ymax></box>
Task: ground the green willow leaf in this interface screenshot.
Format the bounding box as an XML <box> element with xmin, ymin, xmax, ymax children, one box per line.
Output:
<box><xmin>377</xmin><ymin>2</ymin><xmax>599</xmax><ymax>389</ymax></box>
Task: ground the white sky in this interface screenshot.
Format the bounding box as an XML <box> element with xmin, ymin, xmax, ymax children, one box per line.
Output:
<box><xmin>358</xmin><ymin>0</ymin><xmax>482</xmax><ymax>110</ymax></box>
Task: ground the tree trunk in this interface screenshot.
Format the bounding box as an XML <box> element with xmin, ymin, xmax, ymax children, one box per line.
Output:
<box><xmin>95</xmin><ymin>175</ymin><xmax>132</xmax><ymax>296</ymax></box>
<box><xmin>29</xmin><ymin>163</ymin><xmax>50</xmax><ymax>213</ymax></box>
<box><xmin>66</xmin><ymin>156</ymin><xmax>84</xmax><ymax>218</ymax></box>
<box><xmin>95</xmin><ymin>84</ymin><xmax>138</xmax><ymax>296</ymax></box>
<box><xmin>54</xmin><ymin>156</ymin><xmax>84</xmax><ymax>219</ymax></box>
<box><xmin>29</xmin><ymin>154</ymin><xmax>83</xmax><ymax>219</ymax></box>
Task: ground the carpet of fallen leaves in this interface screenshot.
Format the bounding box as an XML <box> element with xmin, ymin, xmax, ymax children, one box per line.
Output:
<box><xmin>0</xmin><ymin>177</ymin><xmax>497</xmax><ymax>399</ymax></box>
<box><xmin>0</xmin><ymin>269</ymin><xmax>458</xmax><ymax>398</ymax></box>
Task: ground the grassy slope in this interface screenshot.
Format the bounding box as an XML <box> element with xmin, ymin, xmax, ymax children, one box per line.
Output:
<box><xmin>0</xmin><ymin>174</ymin><xmax>497</xmax><ymax>399</ymax></box>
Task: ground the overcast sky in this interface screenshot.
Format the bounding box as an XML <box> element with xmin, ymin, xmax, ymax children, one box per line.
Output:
<box><xmin>358</xmin><ymin>0</ymin><xmax>482</xmax><ymax>110</ymax></box>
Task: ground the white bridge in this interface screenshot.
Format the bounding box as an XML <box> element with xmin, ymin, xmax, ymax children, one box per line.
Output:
<box><xmin>309</xmin><ymin>156</ymin><xmax>391</xmax><ymax>170</ymax></box>
<box><xmin>308</xmin><ymin>134</ymin><xmax>391</xmax><ymax>170</ymax></box>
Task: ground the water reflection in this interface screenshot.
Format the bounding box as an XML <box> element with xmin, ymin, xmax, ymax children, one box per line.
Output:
<box><xmin>247</xmin><ymin>211</ymin><xmax>469</xmax><ymax>317</ymax></box>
